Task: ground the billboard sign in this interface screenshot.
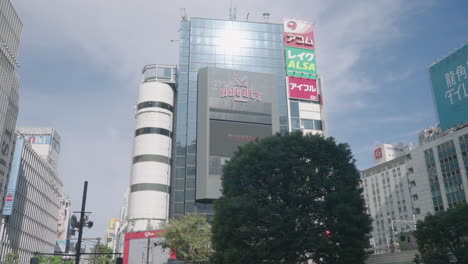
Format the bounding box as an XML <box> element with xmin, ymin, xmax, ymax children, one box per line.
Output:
<box><xmin>24</xmin><ymin>135</ymin><xmax>60</xmax><ymax>153</ymax></box>
<box><xmin>285</xmin><ymin>46</ymin><xmax>317</xmax><ymax>79</ymax></box>
<box><xmin>3</xmin><ymin>138</ymin><xmax>24</xmax><ymax>216</ymax></box>
<box><xmin>374</xmin><ymin>147</ymin><xmax>383</xmax><ymax>160</ymax></box>
<box><xmin>123</xmin><ymin>230</ymin><xmax>176</xmax><ymax>264</ymax></box>
<box><xmin>429</xmin><ymin>44</ymin><xmax>468</xmax><ymax>130</ymax></box>
<box><xmin>284</xmin><ymin>18</ymin><xmax>315</xmax><ymax>50</ymax></box>
<box><xmin>287</xmin><ymin>76</ymin><xmax>318</xmax><ymax>101</ymax></box>
<box><xmin>55</xmin><ymin>201</ymin><xmax>71</xmax><ymax>253</ymax></box>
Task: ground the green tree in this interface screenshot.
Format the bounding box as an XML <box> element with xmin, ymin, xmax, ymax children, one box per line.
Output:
<box><xmin>414</xmin><ymin>203</ymin><xmax>468</xmax><ymax>264</ymax></box>
<box><xmin>162</xmin><ymin>214</ymin><xmax>213</xmax><ymax>264</ymax></box>
<box><xmin>34</xmin><ymin>255</ymin><xmax>72</xmax><ymax>264</ymax></box>
<box><xmin>91</xmin><ymin>244</ymin><xmax>114</xmax><ymax>264</ymax></box>
<box><xmin>211</xmin><ymin>132</ymin><xmax>372</xmax><ymax>264</ymax></box>
<box><xmin>4</xmin><ymin>252</ymin><xmax>18</xmax><ymax>264</ymax></box>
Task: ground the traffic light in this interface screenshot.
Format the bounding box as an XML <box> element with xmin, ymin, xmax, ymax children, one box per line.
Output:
<box><xmin>116</xmin><ymin>257</ymin><xmax>123</xmax><ymax>264</ymax></box>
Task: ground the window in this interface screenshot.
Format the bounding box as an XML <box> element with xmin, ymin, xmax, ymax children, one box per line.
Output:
<box><xmin>291</xmin><ymin>118</ymin><xmax>300</xmax><ymax>129</ymax></box>
<box><xmin>301</xmin><ymin>119</ymin><xmax>313</xmax><ymax>129</ymax></box>
<box><xmin>314</xmin><ymin>120</ymin><xmax>322</xmax><ymax>130</ymax></box>
<box><xmin>290</xmin><ymin>101</ymin><xmax>299</xmax><ymax>117</ymax></box>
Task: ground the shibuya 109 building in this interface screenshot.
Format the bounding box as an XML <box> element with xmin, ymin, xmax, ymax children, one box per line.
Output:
<box><xmin>120</xmin><ymin>15</ymin><xmax>327</xmax><ymax>263</ymax></box>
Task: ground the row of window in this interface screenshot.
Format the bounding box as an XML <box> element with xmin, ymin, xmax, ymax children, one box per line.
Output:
<box><xmin>189</xmin><ymin>35</ymin><xmax>283</xmax><ymax>50</ymax></box>
<box><xmin>291</xmin><ymin>118</ymin><xmax>322</xmax><ymax>131</ymax></box>
<box><xmin>190</xmin><ymin>26</ymin><xmax>283</xmax><ymax>42</ymax></box>
<box><xmin>183</xmin><ymin>45</ymin><xmax>284</xmax><ymax>59</ymax></box>
<box><xmin>190</xmin><ymin>19</ymin><xmax>282</xmax><ymax>33</ymax></box>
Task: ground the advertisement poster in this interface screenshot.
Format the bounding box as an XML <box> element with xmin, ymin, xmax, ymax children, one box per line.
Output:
<box><xmin>285</xmin><ymin>46</ymin><xmax>317</xmax><ymax>78</ymax></box>
<box><xmin>284</xmin><ymin>18</ymin><xmax>315</xmax><ymax>50</ymax></box>
<box><xmin>3</xmin><ymin>138</ymin><xmax>24</xmax><ymax>216</ymax></box>
<box><xmin>288</xmin><ymin>76</ymin><xmax>318</xmax><ymax>101</ymax></box>
<box><xmin>429</xmin><ymin>44</ymin><xmax>468</xmax><ymax>130</ymax></box>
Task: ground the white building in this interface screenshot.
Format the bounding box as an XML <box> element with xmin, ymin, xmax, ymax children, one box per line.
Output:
<box><xmin>126</xmin><ymin>65</ymin><xmax>176</xmax><ymax>232</ymax></box>
<box><xmin>0</xmin><ymin>133</ymin><xmax>63</xmax><ymax>263</ymax></box>
<box><xmin>362</xmin><ymin>124</ymin><xmax>468</xmax><ymax>253</ymax></box>
<box><xmin>361</xmin><ymin>145</ymin><xmax>414</xmax><ymax>253</ymax></box>
<box><xmin>408</xmin><ymin>125</ymin><xmax>468</xmax><ymax>222</ymax></box>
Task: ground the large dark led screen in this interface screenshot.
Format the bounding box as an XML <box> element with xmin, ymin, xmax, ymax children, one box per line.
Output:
<box><xmin>210</xmin><ymin>119</ymin><xmax>272</xmax><ymax>157</ymax></box>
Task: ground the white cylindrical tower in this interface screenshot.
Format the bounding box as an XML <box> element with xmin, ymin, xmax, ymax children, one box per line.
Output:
<box><xmin>127</xmin><ymin>65</ymin><xmax>176</xmax><ymax>232</ymax></box>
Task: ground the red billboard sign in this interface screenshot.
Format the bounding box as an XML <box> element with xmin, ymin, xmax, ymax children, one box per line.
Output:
<box><xmin>287</xmin><ymin>76</ymin><xmax>318</xmax><ymax>101</ymax></box>
<box><xmin>284</xmin><ymin>18</ymin><xmax>315</xmax><ymax>50</ymax></box>
<box><xmin>123</xmin><ymin>230</ymin><xmax>176</xmax><ymax>264</ymax></box>
<box><xmin>374</xmin><ymin>148</ymin><xmax>383</xmax><ymax>160</ymax></box>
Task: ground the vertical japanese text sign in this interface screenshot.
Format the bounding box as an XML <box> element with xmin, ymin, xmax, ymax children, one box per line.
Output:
<box><xmin>429</xmin><ymin>44</ymin><xmax>468</xmax><ymax>130</ymax></box>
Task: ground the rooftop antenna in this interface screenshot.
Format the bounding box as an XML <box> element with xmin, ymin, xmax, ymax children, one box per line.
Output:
<box><xmin>229</xmin><ymin>0</ymin><xmax>236</xmax><ymax>21</ymax></box>
<box><xmin>246</xmin><ymin>12</ymin><xmax>250</xmax><ymax>21</ymax></box>
<box><xmin>263</xmin><ymin>12</ymin><xmax>270</xmax><ymax>23</ymax></box>
<box><xmin>229</xmin><ymin>8</ymin><xmax>237</xmax><ymax>21</ymax></box>
<box><xmin>180</xmin><ymin>8</ymin><xmax>188</xmax><ymax>21</ymax></box>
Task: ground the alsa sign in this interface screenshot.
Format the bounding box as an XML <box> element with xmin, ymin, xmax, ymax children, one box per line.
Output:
<box><xmin>288</xmin><ymin>77</ymin><xmax>318</xmax><ymax>101</ymax></box>
<box><xmin>219</xmin><ymin>74</ymin><xmax>261</xmax><ymax>102</ymax></box>
<box><xmin>285</xmin><ymin>46</ymin><xmax>317</xmax><ymax>78</ymax></box>
<box><xmin>284</xmin><ymin>19</ymin><xmax>315</xmax><ymax>50</ymax></box>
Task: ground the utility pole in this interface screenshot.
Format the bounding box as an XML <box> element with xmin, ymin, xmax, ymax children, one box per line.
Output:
<box><xmin>75</xmin><ymin>181</ymin><xmax>88</xmax><ymax>264</ymax></box>
<box><xmin>146</xmin><ymin>237</ymin><xmax>150</xmax><ymax>264</ymax></box>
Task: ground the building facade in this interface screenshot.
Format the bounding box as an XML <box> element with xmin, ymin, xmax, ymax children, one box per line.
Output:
<box><xmin>362</xmin><ymin>125</ymin><xmax>468</xmax><ymax>253</ymax></box>
<box><xmin>104</xmin><ymin>218</ymin><xmax>119</xmax><ymax>253</ymax></box>
<box><xmin>16</xmin><ymin>127</ymin><xmax>61</xmax><ymax>171</ymax></box>
<box><xmin>361</xmin><ymin>145</ymin><xmax>415</xmax><ymax>253</ymax></box>
<box><xmin>0</xmin><ymin>0</ymin><xmax>22</xmax><ymax>215</ymax></box>
<box><xmin>126</xmin><ymin>65</ymin><xmax>176</xmax><ymax>232</ymax></box>
<box><xmin>408</xmin><ymin>125</ymin><xmax>468</xmax><ymax>222</ymax></box>
<box><xmin>171</xmin><ymin>17</ymin><xmax>325</xmax><ymax>218</ymax></box>
<box><xmin>0</xmin><ymin>134</ymin><xmax>63</xmax><ymax>263</ymax></box>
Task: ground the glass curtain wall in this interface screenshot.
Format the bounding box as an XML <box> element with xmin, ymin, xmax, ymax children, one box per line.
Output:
<box><xmin>171</xmin><ymin>18</ymin><xmax>288</xmax><ymax>218</ymax></box>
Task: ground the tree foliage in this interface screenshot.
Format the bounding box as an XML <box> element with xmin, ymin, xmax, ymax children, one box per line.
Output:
<box><xmin>91</xmin><ymin>244</ymin><xmax>114</xmax><ymax>264</ymax></box>
<box><xmin>211</xmin><ymin>132</ymin><xmax>372</xmax><ymax>264</ymax></box>
<box><xmin>414</xmin><ymin>203</ymin><xmax>468</xmax><ymax>264</ymax></box>
<box><xmin>4</xmin><ymin>252</ymin><xmax>19</xmax><ymax>264</ymax></box>
<box><xmin>162</xmin><ymin>213</ymin><xmax>213</xmax><ymax>264</ymax></box>
<box><xmin>35</xmin><ymin>255</ymin><xmax>72</xmax><ymax>264</ymax></box>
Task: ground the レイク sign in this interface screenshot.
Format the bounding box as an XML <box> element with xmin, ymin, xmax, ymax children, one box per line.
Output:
<box><xmin>288</xmin><ymin>77</ymin><xmax>318</xmax><ymax>101</ymax></box>
<box><xmin>285</xmin><ymin>46</ymin><xmax>317</xmax><ymax>78</ymax></box>
<box><xmin>284</xmin><ymin>19</ymin><xmax>315</xmax><ymax>50</ymax></box>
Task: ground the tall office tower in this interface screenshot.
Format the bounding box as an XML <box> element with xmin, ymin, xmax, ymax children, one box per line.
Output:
<box><xmin>126</xmin><ymin>65</ymin><xmax>176</xmax><ymax>232</ymax></box>
<box><xmin>0</xmin><ymin>0</ymin><xmax>22</xmax><ymax>214</ymax></box>
<box><xmin>0</xmin><ymin>133</ymin><xmax>63</xmax><ymax>263</ymax></box>
<box><xmin>171</xmin><ymin>17</ymin><xmax>325</xmax><ymax>218</ymax></box>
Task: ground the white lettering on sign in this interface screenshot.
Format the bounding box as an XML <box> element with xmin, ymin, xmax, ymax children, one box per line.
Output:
<box><xmin>289</xmin><ymin>83</ymin><xmax>316</xmax><ymax>92</ymax></box>
<box><xmin>286</xmin><ymin>34</ymin><xmax>314</xmax><ymax>47</ymax></box>
<box><xmin>444</xmin><ymin>63</ymin><xmax>468</xmax><ymax>104</ymax></box>
<box><xmin>144</xmin><ymin>231</ymin><xmax>155</xmax><ymax>237</ymax></box>
<box><xmin>287</xmin><ymin>50</ymin><xmax>314</xmax><ymax>61</ymax></box>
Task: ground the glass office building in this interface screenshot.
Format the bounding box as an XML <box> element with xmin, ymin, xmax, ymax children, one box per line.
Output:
<box><xmin>171</xmin><ymin>18</ymin><xmax>288</xmax><ymax>217</ymax></box>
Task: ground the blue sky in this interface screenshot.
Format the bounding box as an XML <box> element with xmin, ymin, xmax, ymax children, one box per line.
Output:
<box><xmin>12</xmin><ymin>0</ymin><xmax>468</xmax><ymax>238</ymax></box>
